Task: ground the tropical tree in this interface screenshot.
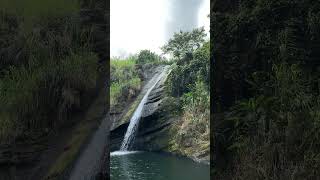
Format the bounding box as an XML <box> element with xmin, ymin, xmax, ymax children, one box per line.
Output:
<box><xmin>161</xmin><ymin>27</ymin><xmax>206</xmax><ymax>60</ymax></box>
<box><xmin>136</xmin><ymin>49</ymin><xmax>160</xmax><ymax>64</ymax></box>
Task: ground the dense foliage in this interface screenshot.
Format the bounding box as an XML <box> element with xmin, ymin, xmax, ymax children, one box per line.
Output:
<box><xmin>136</xmin><ymin>50</ymin><xmax>160</xmax><ymax>65</ymax></box>
<box><xmin>161</xmin><ymin>27</ymin><xmax>206</xmax><ymax>60</ymax></box>
<box><xmin>0</xmin><ymin>1</ymin><xmax>106</xmax><ymax>143</ymax></box>
<box><xmin>110</xmin><ymin>58</ymin><xmax>141</xmax><ymax>107</ymax></box>
<box><xmin>167</xmin><ymin>41</ymin><xmax>210</xmax><ymax>97</ymax></box>
<box><xmin>212</xmin><ymin>0</ymin><xmax>320</xmax><ymax>178</ymax></box>
<box><xmin>163</xmin><ymin>28</ymin><xmax>210</xmax><ymax>160</ymax></box>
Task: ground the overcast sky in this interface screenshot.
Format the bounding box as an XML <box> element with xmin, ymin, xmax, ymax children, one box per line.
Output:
<box><xmin>110</xmin><ymin>0</ymin><xmax>210</xmax><ymax>58</ymax></box>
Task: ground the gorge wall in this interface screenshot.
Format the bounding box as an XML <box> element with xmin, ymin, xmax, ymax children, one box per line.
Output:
<box><xmin>110</xmin><ymin>65</ymin><xmax>210</xmax><ymax>164</ymax></box>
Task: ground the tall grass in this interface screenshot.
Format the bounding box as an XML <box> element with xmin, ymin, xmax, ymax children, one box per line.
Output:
<box><xmin>170</xmin><ymin>79</ymin><xmax>210</xmax><ymax>156</ymax></box>
<box><xmin>110</xmin><ymin>78</ymin><xmax>141</xmax><ymax>106</ymax></box>
<box><xmin>0</xmin><ymin>52</ymin><xmax>98</xmax><ymax>143</ymax></box>
<box><xmin>111</xmin><ymin>58</ymin><xmax>136</xmax><ymax>67</ymax></box>
<box><xmin>110</xmin><ymin>58</ymin><xmax>141</xmax><ymax>107</ymax></box>
<box><xmin>226</xmin><ymin>63</ymin><xmax>320</xmax><ymax>179</ymax></box>
<box><xmin>0</xmin><ymin>1</ymin><xmax>99</xmax><ymax>144</ymax></box>
<box><xmin>0</xmin><ymin>0</ymin><xmax>80</xmax><ymax>35</ymax></box>
<box><xmin>164</xmin><ymin>40</ymin><xmax>210</xmax><ymax>158</ymax></box>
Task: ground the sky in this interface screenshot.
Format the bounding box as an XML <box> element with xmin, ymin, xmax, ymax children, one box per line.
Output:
<box><xmin>110</xmin><ymin>0</ymin><xmax>210</xmax><ymax>58</ymax></box>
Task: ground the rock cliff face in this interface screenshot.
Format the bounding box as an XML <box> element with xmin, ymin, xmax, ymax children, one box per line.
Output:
<box><xmin>110</xmin><ymin>65</ymin><xmax>209</xmax><ymax>164</ymax></box>
<box><xmin>134</xmin><ymin>87</ymin><xmax>210</xmax><ymax>164</ymax></box>
<box><xmin>132</xmin><ymin>67</ymin><xmax>174</xmax><ymax>151</ymax></box>
<box><xmin>109</xmin><ymin>65</ymin><xmax>168</xmax><ymax>151</ymax></box>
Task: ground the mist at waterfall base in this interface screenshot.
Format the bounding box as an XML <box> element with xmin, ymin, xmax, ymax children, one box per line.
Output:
<box><xmin>110</xmin><ymin>151</ymin><xmax>210</xmax><ymax>180</ymax></box>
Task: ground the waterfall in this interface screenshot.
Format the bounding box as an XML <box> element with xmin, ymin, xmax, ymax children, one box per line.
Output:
<box><xmin>120</xmin><ymin>67</ymin><xmax>168</xmax><ymax>150</ymax></box>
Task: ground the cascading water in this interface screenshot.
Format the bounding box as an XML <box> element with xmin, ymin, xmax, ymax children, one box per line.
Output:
<box><xmin>120</xmin><ymin>67</ymin><xmax>168</xmax><ymax>151</ymax></box>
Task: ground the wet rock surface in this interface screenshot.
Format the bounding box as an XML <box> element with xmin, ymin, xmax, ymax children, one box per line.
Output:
<box><xmin>110</xmin><ymin>64</ymin><xmax>209</xmax><ymax>164</ymax></box>
<box><xmin>110</xmin><ymin>65</ymin><xmax>173</xmax><ymax>151</ymax></box>
<box><xmin>109</xmin><ymin>65</ymin><xmax>167</xmax><ymax>151</ymax></box>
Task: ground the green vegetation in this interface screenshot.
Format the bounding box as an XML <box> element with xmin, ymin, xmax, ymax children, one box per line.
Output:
<box><xmin>0</xmin><ymin>52</ymin><xmax>98</xmax><ymax>141</ymax></box>
<box><xmin>110</xmin><ymin>49</ymin><xmax>170</xmax><ymax>110</ymax></box>
<box><xmin>110</xmin><ymin>57</ymin><xmax>141</xmax><ymax>107</ymax></box>
<box><xmin>110</xmin><ymin>49</ymin><xmax>172</xmax><ymax>132</ymax></box>
<box><xmin>169</xmin><ymin>79</ymin><xmax>210</xmax><ymax>158</ymax></box>
<box><xmin>0</xmin><ymin>1</ymin><xmax>104</xmax><ymax>146</ymax></box>
<box><xmin>136</xmin><ymin>50</ymin><xmax>161</xmax><ymax>65</ymax></box>
<box><xmin>0</xmin><ymin>0</ymin><xmax>107</xmax><ymax>178</ymax></box>
<box><xmin>163</xmin><ymin>28</ymin><xmax>210</xmax><ymax>160</ymax></box>
<box><xmin>212</xmin><ymin>0</ymin><xmax>320</xmax><ymax>178</ymax></box>
<box><xmin>166</xmin><ymin>40</ymin><xmax>210</xmax><ymax>97</ymax></box>
<box><xmin>161</xmin><ymin>27</ymin><xmax>206</xmax><ymax>60</ymax></box>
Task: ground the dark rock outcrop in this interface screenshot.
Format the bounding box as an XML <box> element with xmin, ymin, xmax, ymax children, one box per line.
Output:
<box><xmin>109</xmin><ymin>65</ymin><xmax>168</xmax><ymax>151</ymax></box>
<box><xmin>133</xmin><ymin>74</ymin><xmax>175</xmax><ymax>151</ymax></box>
<box><xmin>109</xmin><ymin>122</ymin><xmax>129</xmax><ymax>151</ymax></box>
<box><xmin>110</xmin><ymin>65</ymin><xmax>177</xmax><ymax>153</ymax></box>
<box><xmin>110</xmin><ymin>64</ymin><xmax>210</xmax><ymax>164</ymax></box>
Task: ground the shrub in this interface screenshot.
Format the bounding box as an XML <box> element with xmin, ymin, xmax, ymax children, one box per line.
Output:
<box><xmin>136</xmin><ymin>50</ymin><xmax>160</xmax><ymax>65</ymax></box>
<box><xmin>110</xmin><ymin>58</ymin><xmax>141</xmax><ymax>107</ymax></box>
<box><xmin>171</xmin><ymin>78</ymin><xmax>210</xmax><ymax>156</ymax></box>
<box><xmin>166</xmin><ymin>41</ymin><xmax>209</xmax><ymax>97</ymax></box>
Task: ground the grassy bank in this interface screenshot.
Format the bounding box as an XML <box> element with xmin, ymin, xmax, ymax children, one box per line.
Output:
<box><xmin>110</xmin><ymin>51</ymin><xmax>169</xmax><ymax>107</ymax></box>
<box><xmin>168</xmin><ymin>80</ymin><xmax>210</xmax><ymax>161</ymax></box>
<box><xmin>110</xmin><ymin>57</ymin><xmax>141</xmax><ymax>108</ymax></box>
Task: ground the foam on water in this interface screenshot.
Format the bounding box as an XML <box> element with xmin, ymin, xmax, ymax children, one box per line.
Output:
<box><xmin>110</xmin><ymin>151</ymin><xmax>142</xmax><ymax>156</ymax></box>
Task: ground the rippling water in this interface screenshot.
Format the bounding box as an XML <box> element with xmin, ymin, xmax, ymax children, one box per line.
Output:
<box><xmin>110</xmin><ymin>151</ymin><xmax>210</xmax><ymax>180</ymax></box>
